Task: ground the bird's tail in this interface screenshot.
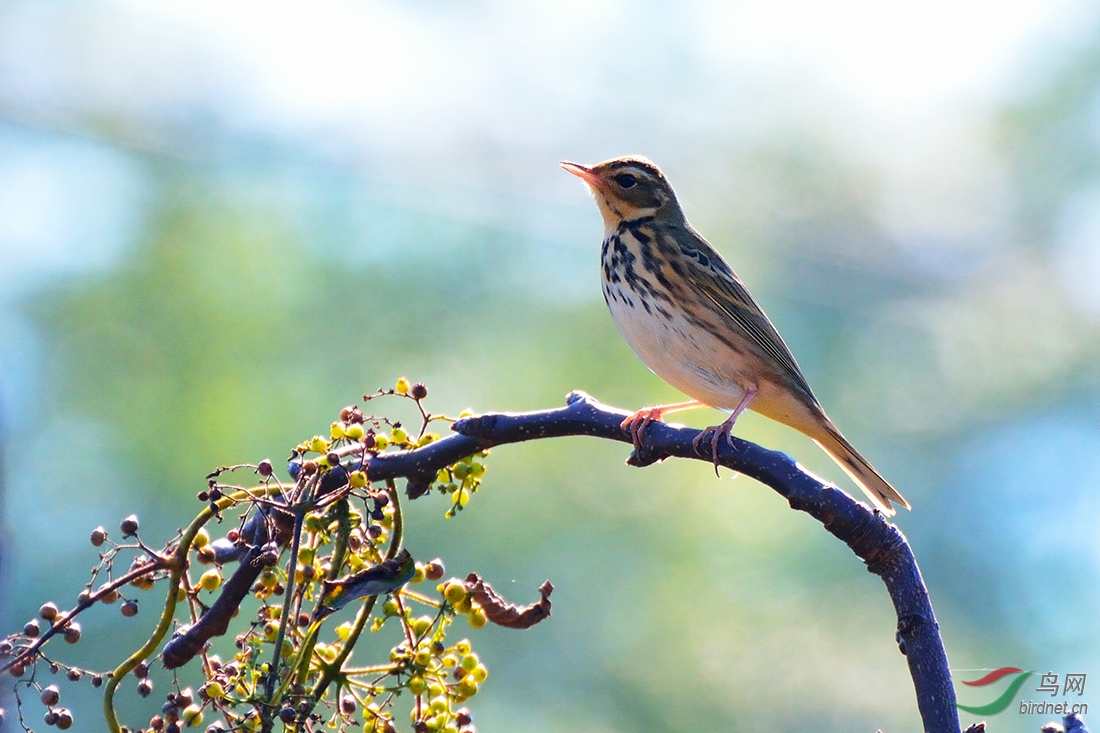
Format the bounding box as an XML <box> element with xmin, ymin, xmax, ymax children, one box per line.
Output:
<box><xmin>812</xmin><ymin>420</ymin><xmax>910</xmax><ymax>516</ymax></box>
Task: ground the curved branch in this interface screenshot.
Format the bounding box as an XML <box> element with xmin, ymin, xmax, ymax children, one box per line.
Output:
<box><xmin>440</xmin><ymin>391</ymin><xmax>958</xmax><ymax>733</ymax></box>
<box><xmin>164</xmin><ymin>390</ymin><xmax>958</xmax><ymax>733</ymax></box>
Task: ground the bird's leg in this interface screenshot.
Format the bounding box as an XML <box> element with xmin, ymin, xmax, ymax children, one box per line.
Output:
<box><xmin>620</xmin><ymin>400</ymin><xmax>704</xmax><ymax>452</ymax></box>
<box><xmin>693</xmin><ymin>389</ymin><xmax>756</xmax><ymax>475</ymax></box>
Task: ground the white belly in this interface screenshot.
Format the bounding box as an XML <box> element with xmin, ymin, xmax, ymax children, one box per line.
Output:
<box><xmin>604</xmin><ymin>280</ymin><xmax>757</xmax><ymax>412</ymax></box>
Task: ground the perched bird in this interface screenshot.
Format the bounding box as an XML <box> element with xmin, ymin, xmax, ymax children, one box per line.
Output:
<box><xmin>561</xmin><ymin>156</ymin><xmax>910</xmax><ymax>516</ymax></box>
<box><xmin>317</xmin><ymin>549</ymin><xmax>416</xmax><ymax>618</ymax></box>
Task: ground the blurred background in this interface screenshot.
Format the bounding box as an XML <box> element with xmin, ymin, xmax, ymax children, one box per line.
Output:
<box><xmin>1</xmin><ymin>1</ymin><xmax>1099</xmax><ymax>731</ymax></box>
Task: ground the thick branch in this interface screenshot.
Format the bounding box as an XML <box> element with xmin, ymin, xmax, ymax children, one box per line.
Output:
<box><xmin>443</xmin><ymin>391</ymin><xmax>959</xmax><ymax>733</ymax></box>
<box><xmin>168</xmin><ymin>391</ymin><xmax>958</xmax><ymax>733</ymax></box>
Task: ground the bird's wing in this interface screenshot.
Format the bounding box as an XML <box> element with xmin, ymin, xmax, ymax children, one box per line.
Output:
<box><xmin>669</xmin><ymin>224</ymin><xmax>819</xmax><ymax>404</ymax></box>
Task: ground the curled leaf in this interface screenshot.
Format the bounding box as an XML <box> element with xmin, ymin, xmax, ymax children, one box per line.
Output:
<box><xmin>464</xmin><ymin>574</ymin><xmax>553</xmax><ymax>629</ymax></box>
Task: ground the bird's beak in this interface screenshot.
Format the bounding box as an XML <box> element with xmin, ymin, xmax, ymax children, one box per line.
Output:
<box><xmin>560</xmin><ymin>161</ymin><xmax>602</xmax><ymax>188</ymax></box>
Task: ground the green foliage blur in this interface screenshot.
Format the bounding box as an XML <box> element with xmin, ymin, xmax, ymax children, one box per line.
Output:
<box><xmin>2</xmin><ymin>4</ymin><xmax>1100</xmax><ymax>732</ymax></box>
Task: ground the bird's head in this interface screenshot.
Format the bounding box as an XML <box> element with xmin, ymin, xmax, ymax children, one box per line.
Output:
<box><xmin>561</xmin><ymin>156</ymin><xmax>684</xmax><ymax>230</ymax></box>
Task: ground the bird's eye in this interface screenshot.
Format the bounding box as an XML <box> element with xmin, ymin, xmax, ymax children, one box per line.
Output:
<box><xmin>614</xmin><ymin>173</ymin><xmax>637</xmax><ymax>189</ymax></box>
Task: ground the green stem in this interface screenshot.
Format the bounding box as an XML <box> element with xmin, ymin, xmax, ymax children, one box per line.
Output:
<box><xmin>309</xmin><ymin>479</ymin><xmax>404</xmax><ymax>707</ymax></box>
<box><xmin>260</xmin><ymin>474</ymin><xmax>318</xmax><ymax>731</ymax></box>
<box><xmin>103</xmin><ymin>501</ymin><xmax>221</xmax><ymax>732</ymax></box>
<box><xmin>272</xmin><ymin>497</ymin><xmax>354</xmax><ymax>705</ymax></box>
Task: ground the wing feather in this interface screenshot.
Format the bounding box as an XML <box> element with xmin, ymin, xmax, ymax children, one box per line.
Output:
<box><xmin>667</xmin><ymin>224</ymin><xmax>819</xmax><ymax>404</ymax></box>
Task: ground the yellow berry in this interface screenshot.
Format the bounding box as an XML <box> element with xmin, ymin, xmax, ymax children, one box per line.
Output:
<box><xmin>182</xmin><ymin>704</ymin><xmax>203</xmax><ymax>727</ymax></box>
<box><xmin>457</xmin><ymin>489</ymin><xmax>470</xmax><ymax>507</ymax></box>
<box><xmin>443</xmin><ymin>582</ymin><xmax>466</xmax><ymax>605</ymax></box>
<box><xmin>382</xmin><ymin>598</ymin><xmax>400</xmax><ymax>616</ymax></box>
<box><xmin>199</xmin><ymin>569</ymin><xmax>222</xmax><ymax>592</ymax></box>
<box><xmin>259</xmin><ymin>568</ymin><xmax>279</xmax><ymax>590</ymax></box>
<box><xmin>336</xmin><ymin>622</ymin><xmax>354</xmax><ymax>642</ymax></box>
<box><xmin>460</xmin><ymin>653</ymin><xmax>478</xmax><ymax>672</ymax></box>
<box><xmin>346</xmin><ymin>424</ymin><xmax>365</xmax><ymax>440</ymax></box>
<box><xmin>349</xmin><ymin>470</ymin><xmax>368</xmax><ymax>488</ymax></box>
<box><xmin>193</xmin><ymin>528</ymin><xmax>210</xmax><ymax>549</ymax></box>
<box><xmin>411</xmin><ymin>564</ymin><xmax>426</xmax><ymax>584</ymax></box>
<box><xmin>467</xmin><ymin>605</ymin><xmax>487</xmax><ymax>629</ymax></box>
<box><xmin>330</xmin><ymin>422</ymin><xmax>347</xmax><ymax>440</ymax></box>
<box><xmin>390</xmin><ymin>427</ymin><xmax>408</xmax><ymax>444</ymax></box>
<box><xmin>204</xmin><ymin>681</ymin><xmax>225</xmax><ymax>699</ymax></box>
<box><xmin>455</xmin><ymin>639</ymin><xmax>471</xmax><ymax>655</ymax></box>
<box><xmin>263</xmin><ymin>621</ymin><xmax>280</xmax><ymax>643</ymax></box>
<box><xmin>470</xmin><ymin>665</ymin><xmax>488</xmax><ymax>683</ymax></box>
<box><xmin>412</xmin><ymin>615</ymin><xmax>433</xmax><ymax>636</ymax></box>
<box><xmin>373</xmin><ymin>435</ymin><xmax>389</xmax><ymax>451</ymax></box>
<box><xmin>395</xmin><ymin>377</ymin><xmax>410</xmax><ymax>395</ymax></box>
<box><xmin>407</xmin><ymin>675</ymin><xmax>426</xmax><ymax>695</ymax></box>
<box><xmin>309</xmin><ymin>436</ymin><xmax>328</xmax><ymax>454</ymax></box>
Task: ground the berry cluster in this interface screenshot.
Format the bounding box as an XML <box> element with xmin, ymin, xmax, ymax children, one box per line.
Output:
<box><xmin>0</xmin><ymin>379</ymin><xmax>551</xmax><ymax>732</ymax></box>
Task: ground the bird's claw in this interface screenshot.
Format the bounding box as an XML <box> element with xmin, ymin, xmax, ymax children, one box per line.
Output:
<box><xmin>620</xmin><ymin>406</ymin><xmax>665</xmax><ymax>453</ymax></box>
<box><xmin>692</xmin><ymin>421</ymin><xmax>736</xmax><ymax>477</ymax></box>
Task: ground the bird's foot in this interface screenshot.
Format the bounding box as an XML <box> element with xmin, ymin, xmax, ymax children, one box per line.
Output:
<box><xmin>692</xmin><ymin>390</ymin><xmax>755</xmax><ymax>477</ymax></box>
<box><xmin>692</xmin><ymin>416</ymin><xmax>738</xmax><ymax>477</ymax></box>
<box><xmin>620</xmin><ymin>406</ymin><xmax>667</xmax><ymax>453</ymax></box>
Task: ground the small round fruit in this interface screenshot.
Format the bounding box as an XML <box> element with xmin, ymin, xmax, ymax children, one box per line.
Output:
<box><xmin>120</xmin><ymin>514</ymin><xmax>140</xmax><ymax>537</ymax></box>
<box><xmin>424</xmin><ymin>560</ymin><xmax>444</xmax><ymax>581</ymax></box>
<box><xmin>199</xmin><ymin>570</ymin><xmax>222</xmax><ymax>592</ymax></box>
<box><xmin>467</xmin><ymin>605</ymin><xmax>487</xmax><ymax>629</ymax></box>
<box><xmin>40</xmin><ymin>685</ymin><xmax>60</xmax><ymax>706</ymax></box>
<box><xmin>443</xmin><ymin>582</ymin><xmax>466</xmax><ymax>605</ymax></box>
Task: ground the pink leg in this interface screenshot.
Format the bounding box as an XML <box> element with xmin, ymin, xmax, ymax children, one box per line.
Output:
<box><xmin>620</xmin><ymin>400</ymin><xmax>703</xmax><ymax>452</ymax></box>
<box><xmin>692</xmin><ymin>389</ymin><xmax>756</xmax><ymax>474</ymax></box>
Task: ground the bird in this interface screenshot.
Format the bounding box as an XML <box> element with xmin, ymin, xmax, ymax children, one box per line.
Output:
<box><xmin>561</xmin><ymin>156</ymin><xmax>910</xmax><ymax>516</ymax></box>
